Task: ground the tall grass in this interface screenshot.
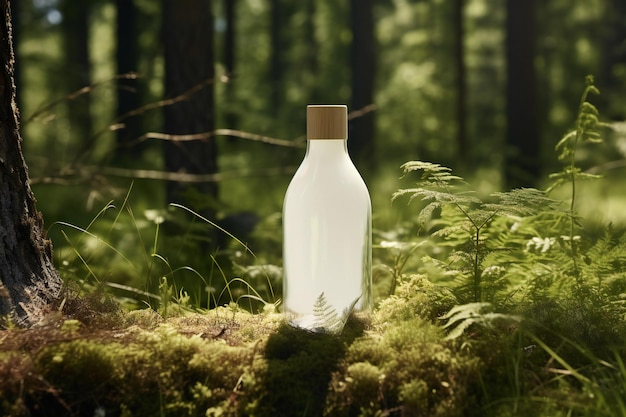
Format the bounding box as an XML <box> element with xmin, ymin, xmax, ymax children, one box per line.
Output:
<box><xmin>49</xmin><ymin>185</ymin><xmax>279</xmax><ymax>315</ymax></box>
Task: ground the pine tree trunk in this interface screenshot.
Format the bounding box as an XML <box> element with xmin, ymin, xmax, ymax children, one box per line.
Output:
<box><xmin>349</xmin><ymin>0</ymin><xmax>376</xmax><ymax>170</ymax></box>
<box><xmin>162</xmin><ymin>0</ymin><xmax>218</xmax><ymax>214</ymax></box>
<box><xmin>602</xmin><ymin>0</ymin><xmax>626</xmax><ymax>120</ymax></box>
<box><xmin>505</xmin><ymin>0</ymin><xmax>539</xmax><ymax>188</ymax></box>
<box><xmin>0</xmin><ymin>0</ymin><xmax>62</xmax><ymax>325</ymax></box>
<box><xmin>60</xmin><ymin>0</ymin><xmax>93</xmax><ymax>144</ymax></box>
<box><xmin>115</xmin><ymin>0</ymin><xmax>142</xmax><ymax>160</ymax></box>
<box><xmin>269</xmin><ymin>0</ymin><xmax>285</xmax><ymax>114</ymax></box>
<box><xmin>304</xmin><ymin>0</ymin><xmax>318</xmax><ymax>102</ymax></box>
<box><xmin>223</xmin><ymin>0</ymin><xmax>237</xmax><ymax>130</ymax></box>
<box><xmin>453</xmin><ymin>0</ymin><xmax>467</xmax><ymax>169</ymax></box>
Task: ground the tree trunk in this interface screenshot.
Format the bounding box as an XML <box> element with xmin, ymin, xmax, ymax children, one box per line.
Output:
<box><xmin>115</xmin><ymin>0</ymin><xmax>142</xmax><ymax>160</ymax></box>
<box><xmin>269</xmin><ymin>0</ymin><xmax>285</xmax><ymax>114</ymax></box>
<box><xmin>304</xmin><ymin>0</ymin><xmax>318</xmax><ymax>102</ymax></box>
<box><xmin>602</xmin><ymin>0</ymin><xmax>626</xmax><ymax>120</ymax></box>
<box><xmin>162</xmin><ymin>0</ymin><xmax>218</xmax><ymax>214</ymax></box>
<box><xmin>223</xmin><ymin>0</ymin><xmax>237</xmax><ymax>130</ymax></box>
<box><xmin>0</xmin><ymin>0</ymin><xmax>62</xmax><ymax>325</ymax></box>
<box><xmin>349</xmin><ymin>0</ymin><xmax>376</xmax><ymax>170</ymax></box>
<box><xmin>60</xmin><ymin>0</ymin><xmax>93</xmax><ymax>144</ymax></box>
<box><xmin>504</xmin><ymin>0</ymin><xmax>539</xmax><ymax>188</ymax></box>
<box><xmin>453</xmin><ymin>0</ymin><xmax>467</xmax><ymax>170</ymax></box>
<box><xmin>8</xmin><ymin>0</ymin><xmax>18</xmax><ymax>107</ymax></box>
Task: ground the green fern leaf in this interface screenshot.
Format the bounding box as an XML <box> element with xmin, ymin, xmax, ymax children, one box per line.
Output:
<box><xmin>442</xmin><ymin>302</ymin><xmax>522</xmax><ymax>340</ymax></box>
<box><xmin>485</xmin><ymin>188</ymin><xmax>561</xmax><ymax>217</ymax></box>
<box><xmin>312</xmin><ymin>292</ymin><xmax>342</xmax><ymax>333</ymax></box>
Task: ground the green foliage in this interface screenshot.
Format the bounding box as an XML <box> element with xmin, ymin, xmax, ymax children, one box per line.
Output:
<box><xmin>394</xmin><ymin>161</ymin><xmax>560</xmax><ymax>304</ymax></box>
<box><xmin>312</xmin><ymin>292</ymin><xmax>342</xmax><ymax>334</ymax></box>
<box><xmin>49</xmin><ymin>191</ymin><xmax>279</xmax><ymax>315</ymax></box>
<box><xmin>548</xmin><ymin>75</ymin><xmax>608</xmax><ymax>279</ymax></box>
<box><xmin>441</xmin><ymin>302</ymin><xmax>521</xmax><ymax>340</ymax></box>
<box><xmin>382</xmin><ymin>77</ymin><xmax>626</xmax><ymax>417</ymax></box>
<box><xmin>309</xmin><ymin>292</ymin><xmax>362</xmax><ymax>334</ymax></box>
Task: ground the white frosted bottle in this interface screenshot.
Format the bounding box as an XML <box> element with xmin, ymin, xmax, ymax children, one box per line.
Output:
<box><xmin>283</xmin><ymin>105</ymin><xmax>372</xmax><ymax>332</ymax></box>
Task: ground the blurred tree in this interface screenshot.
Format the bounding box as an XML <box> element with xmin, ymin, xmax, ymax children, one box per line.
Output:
<box><xmin>60</xmin><ymin>0</ymin><xmax>93</xmax><ymax>144</ymax></box>
<box><xmin>115</xmin><ymin>0</ymin><xmax>142</xmax><ymax>160</ymax></box>
<box><xmin>463</xmin><ymin>0</ymin><xmax>506</xmax><ymax>174</ymax></box>
<box><xmin>602</xmin><ymin>0</ymin><xmax>626</xmax><ymax>121</ymax></box>
<box><xmin>349</xmin><ymin>0</ymin><xmax>376</xmax><ymax>170</ymax></box>
<box><xmin>304</xmin><ymin>0</ymin><xmax>318</xmax><ymax>101</ymax></box>
<box><xmin>222</xmin><ymin>0</ymin><xmax>237</xmax><ymax>129</ymax></box>
<box><xmin>162</xmin><ymin>0</ymin><xmax>218</xmax><ymax>215</ymax></box>
<box><xmin>452</xmin><ymin>0</ymin><xmax>467</xmax><ymax>168</ymax></box>
<box><xmin>0</xmin><ymin>0</ymin><xmax>61</xmax><ymax>325</ymax></box>
<box><xmin>269</xmin><ymin>0</ymin><xmax>286</xmax><ymax>114</ymax></box>
<box><xmin>505</xmin><ymin>0</ymin><xmax>539</xmax><ymax>188</ymax></box>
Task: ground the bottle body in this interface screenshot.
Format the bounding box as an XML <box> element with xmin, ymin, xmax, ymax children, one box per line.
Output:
<box><xmin>283</xmin><ymin>139</ymin><xmax>372</xmax><ymax>331</ymax></box>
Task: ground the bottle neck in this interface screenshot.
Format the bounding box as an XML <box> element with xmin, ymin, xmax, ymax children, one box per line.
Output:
<box><xmin>305</xmin><ymin>139</ymin><xmax>349</xmax><ymax>161</ymax></box>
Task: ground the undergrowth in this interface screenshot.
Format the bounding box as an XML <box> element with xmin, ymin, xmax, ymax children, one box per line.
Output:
<box><xmin>391</xmin><ymin>76</ymin><xmax>626</xmax><ymax>416</ymax></box>
<box><xmin>48</xmin><ymin>187</ymin><xmax>280</xmax><ymax>316</ymax></box>
<box><xmin>1</xmin><ymin>77</ymin><xmax>626</xmax><ymax>416</ymax></box>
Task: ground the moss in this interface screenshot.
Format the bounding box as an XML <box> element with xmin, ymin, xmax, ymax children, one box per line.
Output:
<box><xmin>0</xmin><ymin>306</ymin><xmax>279</xmax><ymax>417</ymax></box>
<box><xmin>4</xmin><ymin>297</ymin><xmax>609</xmax><ymax>417</ymax></box>
<box><xmin>0</xmin><ymin>299</ymin><xmax>487</xmax><ymax>417</ymax></box>
<box><xmin>376</xmin><ymin>274</ymin><xmax>458</xmax><ymax>324</ymax></box>
<box><xmin>325</xmin><ymin>318</ymin><xmax>481</xmax><ymax>417</ymax></box>
<box><xmin>255</xmin><ymin>323</ymin><xmax>361</xmax><ymax>416</ymax></box>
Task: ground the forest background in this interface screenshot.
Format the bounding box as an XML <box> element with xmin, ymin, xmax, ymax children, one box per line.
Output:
<box><xmin>13</xmin><ymin>0</ymin><xmax>626</xmax><ymax>309</ymax></box>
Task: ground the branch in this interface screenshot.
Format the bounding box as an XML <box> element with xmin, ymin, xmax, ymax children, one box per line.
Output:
<box><xmin>30</xmin><ymin>165</ymin><xmax>298</xmax><ymax>185</ymax></box>
<box><xmin>23</xmin><ymin>73</ymin><xmax>139</xmax><ymax>125</ymax></box>
<box><xmin>138</xmin><ymin>129</ymin><xmax>305</xmax><ymax>148</ymax></box>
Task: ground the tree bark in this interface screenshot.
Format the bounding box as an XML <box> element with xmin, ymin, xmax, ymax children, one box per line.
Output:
<box><xmin>505</xmin><ymin>0</ymin><xmax>539</xmax><ymax>188</ymax></box>
<box><xmin>60</xmin><ymin>0</ymin><xmax>93</xmax><ymax>144</ymax></box>
<box><xmin>115</xmin><ymin>0</ymin><xmax>142</xmax><ymax>160</ymax></box>
<box><xmin>304</xmin><ymin>0</ymin><xmax>318</xmax><ymax>102</ymax></box>
<box><xmin>162</xmin><ymin>0</ymin><xmax>218</xmax><ymax>213</ymax></box>
<box><xmin>453</xmin><ymin>0</ymin><xmax>467</xmax><ymax>169</ymax></box>
<box><xmin>223</xmin><ymin>0</ymin><xmax>237</xmax><ymax>130</ymax></box>
<box><xmin>602</xmin><ymin>0</ymin><xmax>626</xmax><ymax>120</ymax></box>
<box><xmin>269</xmin><ymin>0</ymin><xmax>285</xmax><ymax>114</ymax></box>
<box><xmin>0</xmin><ymin>0</ymin><xmax>62</xmax><ymax>325</ymax></box>
<box><xmin>349</xmin><ymin>0</ymin><xmax>376</xmax><ymax>170</ymax></box>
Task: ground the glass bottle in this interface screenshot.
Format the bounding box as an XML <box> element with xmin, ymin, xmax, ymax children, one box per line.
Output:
<box><xmin>283</xmin><ymin>105</ymin><xmax>372</xmax><ymax>332</ymax></box>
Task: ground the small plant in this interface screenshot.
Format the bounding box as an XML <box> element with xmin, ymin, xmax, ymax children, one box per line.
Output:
<box><xmin>441</xmin><ymin>302</ymin><xmax>521</xmax><ymax>340</ymax></box>
<box><xmin>547</xmin><ymin>75</ymin><xmax>607</xmax><ymax>279</ymax></box>
<box><xmin>393</xmin><ymin>161</ymin><xmax>558</xmax><ymax>304</ymax></box>
<box><xmin>312</xmin><ymin>293</ymin><xmax>342</xmax><ymax>333</ymax></box>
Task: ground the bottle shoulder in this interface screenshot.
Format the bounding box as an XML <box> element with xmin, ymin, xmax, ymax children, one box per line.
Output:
<box><xmin>287</xmin><ymin>160</ymin><xmax>368</xmax><ymax>190</ymax></box>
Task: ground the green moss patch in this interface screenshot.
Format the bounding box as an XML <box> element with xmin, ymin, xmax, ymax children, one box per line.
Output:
<box><xmin>0</xmin><ymin>292</ymin><xmax>486</xmax><ymax>417</ymax></box>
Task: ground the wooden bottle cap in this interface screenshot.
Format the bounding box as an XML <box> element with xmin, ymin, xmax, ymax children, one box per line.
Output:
<box><xmin>306</xmin><ymin>105</ymin><xmax>348</xmax><ymax>140</ymax></box>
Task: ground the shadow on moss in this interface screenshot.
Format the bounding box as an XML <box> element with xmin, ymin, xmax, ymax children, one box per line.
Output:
<box><xmin>258</xmin><ymin>316</ymin><xmax>367</xmax><ymax>416</ymax></box>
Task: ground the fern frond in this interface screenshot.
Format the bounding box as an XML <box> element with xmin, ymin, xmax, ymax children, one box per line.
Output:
<box><xmin>486</xmin><ymin>188</ymin><xmax>561</xmax><ymax>217</ymax></box>
<box><xmin>442</xmin><ymin>302</ymin><xmax>522</xmax><ymax>340</ymax></box>
<box><xmin>432</xmin><ymin>224</ymin><xmax>467</xmax><ymax>239</ymax></box>
<box><xmin>577</xmin><ymin>101</ymin><xmax>600</xmax><ymax>136</ymax></box>
<box><xmin>576</xmin><ymin>172</ymin><xmax>603</xmax><ymax>181</ymax></box>
<box><xmin>400</xmin><ymin>161</ymin><xmax>468</xmax><ymax>188</ymax></box>
<box><xmin>312</xmin><ymin>292</ymin><xmax>343</xmax><ymax>333</ymax></box>
<box><xmin>418</xmin><ymin>201</ymin><xmax>441</xmax><ymax>228</ymax></box>
<box><xmin>555</xmin><ymin>130</ymin><xmax>577</xmax><ymax>155</ymax></box>
<box><xmin>579</xmin><ymin>228</ymin><xmax>626</xmax><ymax>290</ymax></box>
